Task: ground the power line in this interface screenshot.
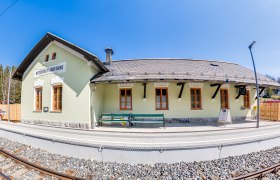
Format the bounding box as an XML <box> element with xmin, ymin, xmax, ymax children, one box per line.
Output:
<box><xmin>0</xmin><ymin>0</ymin><xmax>18</xmax><ymax>18</ymax></box>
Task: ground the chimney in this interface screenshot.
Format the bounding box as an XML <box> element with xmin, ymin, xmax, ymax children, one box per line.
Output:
<box><xmin>105</xmin><ymin>48</ymin><xmax>114</xmax><ymax>64</ymax></box>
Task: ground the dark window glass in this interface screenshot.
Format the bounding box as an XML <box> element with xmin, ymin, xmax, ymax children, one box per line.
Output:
<box><xmin>156</xmin><ymin>89</ymin><xmax>161</xmax><ymax>96</ymax></box>
<box><xmin>155</xmin><ymin>88</ymin><xmax>168</xmax><ymax>110</ymax></box>
<box><xmin>52</xmin><ymin>52</ymin><xmax>56</xmax><ymax>60</ymax></box>
<box><xmin>191</xmin><ymin>88</ymin><xmax>202</xmax><ymax>109</ymax></box>
<box><xmin>45</xmin><ymin>55</ymin><xmax>49</xmax><ymax>62</ymax></box>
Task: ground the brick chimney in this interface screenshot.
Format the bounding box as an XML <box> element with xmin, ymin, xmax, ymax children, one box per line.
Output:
<box><xmin>105</xmin><ymin>48</ymin><xmax>114</xmax><ymax>64</ymax></box>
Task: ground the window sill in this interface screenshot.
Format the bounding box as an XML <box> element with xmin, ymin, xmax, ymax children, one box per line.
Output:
<box><xmin>156</xmin><ymin>109</ymin><xmax>169</xmax><ymax>111</ymax></box>
<box><xmin>50</xmin><ymin>111</ymin><xmax>62</xmax><ymax>113</ymax></box>
<box><xmin>191</xmin><ymin>108</ymin><xmax>203</xmax><ymax>110</ymax></box>
<box><xmin>33</xmin><ymin>110</ymin><xmax>42</xmax><ymax>112</ymax></box>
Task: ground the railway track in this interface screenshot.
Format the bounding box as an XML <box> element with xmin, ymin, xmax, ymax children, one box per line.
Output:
<box><xmin>0</xmin><ymin>148</ymin><xmax>84</xmax><ymax>180</ymax></box>
<box><xmin>232</xmin><ymin>162</ymin><xmax>280</xmax><ymax>180</ymax></box>
<box><xmin>0</xmin><ymin>142</ymin><xmax>279</xmax><ymax>180</ymax></box>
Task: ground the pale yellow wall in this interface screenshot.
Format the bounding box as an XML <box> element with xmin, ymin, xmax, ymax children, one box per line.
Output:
<box><xmin>21</xmin><ymin>42</ymin><xmax>99</xmax><ymax>124</ymax></box>
<box><xmin>91</xmin><ymin>84</ymin><xmax>105</xmax><ymax>124</ymax></box>
<box><xmin>99</xmin><ymin>82</ymin><xmax>257</xmax><ymax>119</ymax></box>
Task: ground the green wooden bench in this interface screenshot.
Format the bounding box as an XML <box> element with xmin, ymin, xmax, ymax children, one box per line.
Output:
<box><xmin>98</xmin><ymin>113</ymin><xmax>131</xmax><ymax>126</ymax></box>
<box><xmin>131</xmin><ymin>114</ymin><xmax>165</xmax><ymax>128</ymax></box>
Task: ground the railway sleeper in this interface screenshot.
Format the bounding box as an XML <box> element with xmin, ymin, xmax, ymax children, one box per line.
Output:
<box><xmin>9</xmin><ymin>168</ymin><xmax>28</xmax><ymax>179</ymax></box>
<box><xmin>0</xmin><ymin>163</ymin><xmax>15</xmax><ymax>172</ymax></box>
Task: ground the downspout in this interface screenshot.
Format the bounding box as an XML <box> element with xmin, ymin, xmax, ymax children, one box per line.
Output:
<box><xmin>90</xmin><ymin>83</ymin><xmax>96</xmax><ymax>129</ymax></box>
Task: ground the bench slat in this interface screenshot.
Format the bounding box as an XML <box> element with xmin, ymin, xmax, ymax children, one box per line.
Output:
<box><xmin>99</xmin><ymin>120</ymin><xmax>129</xmax><ymax>123</ymax></box>
<box><xmin>132</xmin><ymin>114</ymin><xmax>164</xmax><ymax>117</ymax></box>
<box><xmin>101</xmin><ymin>113</ymin><xmax>130</xmax><ymax>117</ymax></box>
<box><xmin>131</xmin><ymin>121</ymin><xmax>163</xmax><ymax>123</ymax></box>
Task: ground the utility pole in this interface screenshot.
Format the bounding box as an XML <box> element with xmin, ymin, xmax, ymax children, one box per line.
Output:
<box><xmin>7</xmin><ymin>66</ymin><xmax>12</xmax><ymax>122</ymax></box>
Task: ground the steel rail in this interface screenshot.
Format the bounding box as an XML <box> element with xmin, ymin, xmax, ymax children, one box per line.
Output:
<box><xmin>0</xmin><ymin>171</ymin><xmax>12</xmax><ymax>180</ymax></box>
<box><xmin>0</xmin><ymin>148</ymin><xmax>85</xmax><ymax>180</ymax></box>
<box><xmin>231</xmin><ymin>163</ymin><xmax>280</xmax><ymax>180</ymax></box>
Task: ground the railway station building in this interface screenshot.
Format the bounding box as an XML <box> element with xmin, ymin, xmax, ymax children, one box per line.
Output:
<box><xmin>13</xmin><ymin>33</ymin><xmax>280</xmax><ymax>129</ymax></box>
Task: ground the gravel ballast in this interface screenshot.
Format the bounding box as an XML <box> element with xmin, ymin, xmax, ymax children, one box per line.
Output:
<box><xmin>0</xmin><ymin>137</ymin><xmax>279</xmax><ymax>180</ymax></box>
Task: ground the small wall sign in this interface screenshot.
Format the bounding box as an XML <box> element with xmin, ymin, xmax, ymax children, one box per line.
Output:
<box><xmin>43</xmin><ymin>107</ymin><xmax>49</xmax><ymax>113</ymax></box>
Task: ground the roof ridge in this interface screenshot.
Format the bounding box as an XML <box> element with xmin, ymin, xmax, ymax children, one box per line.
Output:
<box><xmin>110</xmin><ymin>58</ymin><xmax>239</xmax><ymax>65</ymax></box>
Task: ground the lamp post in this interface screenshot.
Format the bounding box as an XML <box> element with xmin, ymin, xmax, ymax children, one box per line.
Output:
<box><xmin>248</xmin><ymin>41</ymin><xmax>260</xmax><ymax>128</ymax></box>
<box><xmin>7</xmin><ymin>66</ymin><xmax>12</xmax><ymax>123</ymax></box>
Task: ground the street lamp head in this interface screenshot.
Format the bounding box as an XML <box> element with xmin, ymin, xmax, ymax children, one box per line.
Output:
<box><xmin>248</xmin><ymin>41</ymin><xmax>256</xmax><ymax>49</ymax></box>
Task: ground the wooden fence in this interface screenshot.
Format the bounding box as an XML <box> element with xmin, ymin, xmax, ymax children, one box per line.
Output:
<box><xmin>260</xmin><ymin>102</ymin><xmax>280</xmax><ymax>121</ymax></box>
<box><xmin>0</xmin><ymin>104</ymin><xmax>21</xmax><ymax>122</ymax></box>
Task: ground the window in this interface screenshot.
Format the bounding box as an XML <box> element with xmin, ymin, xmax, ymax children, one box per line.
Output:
<box><xmin>244</xmin><ymin>90</ymin><xmax>250</xmax><ymax>108</ymax></box>
<box><xmin>120</xmin><ymin>89</ymin><xmax>132</xmax><ymax>110</ymax></box>
<box><xmin>35</xmin><ymin>87</ymin><xmax>42</xmax><ymax>111</ymax></box>
<box><xmin>191</xmin><ymin>88</ymin><xmax>202</xmax><ymax>110</ymax></box>
<box><xmin>220</xmin><ymin>89</ymin><xmax>229</xmax><ymax>109</ymax></box>
<box><xmin>52</xmin><ymin>52</ymin><xmax>56</xmax><ymax>60</ymax></box>
<box><xmin>53</xmin><ymin>85</ymin><xmax>62</xmax><ymax>111</ymax></box>
<box><xmin>156</xmin><ymin>88</ymin><xmax>168</xmax><ymax>110</ymax></box>
<box><xmin>45</xmin><ymin>54</ymin><xmax>49</xmax><ymax>62</ymax></box>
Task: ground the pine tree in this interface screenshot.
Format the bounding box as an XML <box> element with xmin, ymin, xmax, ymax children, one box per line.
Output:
<box><xmin>2</xmin><ymin>66</ymin><xmax>10</xmax><ymax>103</ymax></box>
<box><xmin>0</xmin><ymin>65</ymin><xmax>22</xmax><ymax>104</ymax></box>
<box><xmin>13</xmin><ymin>66</ymin><xmax>22</xmax><ymax>103</ymax></box>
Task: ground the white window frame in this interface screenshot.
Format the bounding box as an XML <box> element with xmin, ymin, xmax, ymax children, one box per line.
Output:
<box><xmin>33</xmin><ymin>86</ymin><xmax>42</xmax><ymax>112</ymax></box>
<box><xmin>50</xmin><ymin>84</ymin><xmax>63</xmax><ymax>112</ymax></box>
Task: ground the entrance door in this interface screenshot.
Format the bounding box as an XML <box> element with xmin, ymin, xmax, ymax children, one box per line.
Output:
<box><xmin>220</xmin><ymin>89</ymin><xmax>229</xmax><ymax>109</ymax></box>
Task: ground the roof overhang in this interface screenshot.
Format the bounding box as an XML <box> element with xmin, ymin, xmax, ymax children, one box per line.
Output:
<box><xmin>13</xmin><ymin>32</ymin><xmax>108</xmax><ymax>80</ymax></box>
<box><xmin>91</xmin><ymin>78</ymin><xmax>280</xmax><ymax>88</ymax></box>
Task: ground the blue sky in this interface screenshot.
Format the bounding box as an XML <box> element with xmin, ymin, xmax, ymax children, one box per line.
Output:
<box><xmin>0</xmin><ymin>0</ymin><xmax>280</xmax><ymax>76</ymax></box>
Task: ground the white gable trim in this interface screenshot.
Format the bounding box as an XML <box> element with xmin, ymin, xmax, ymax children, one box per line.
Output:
<box><xmin>34</xmin><ymin>79</ymin><xmax>44</xmax><ymax>87</ymax></box>
<box><xmin>50</xmin><ymin>76</ymin><xmax>64</xmax><ymax>85</ymax></box>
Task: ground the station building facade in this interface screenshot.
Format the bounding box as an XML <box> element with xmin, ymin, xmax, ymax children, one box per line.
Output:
<box><xmin>13</xmin><ymin>33</ymin><xmax>280</xmax><ymax>129</ymax></box>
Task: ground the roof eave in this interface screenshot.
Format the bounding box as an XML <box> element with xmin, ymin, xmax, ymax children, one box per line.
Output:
<box><xmin>91</xmin><ymin>78</ymin><xmax>280</xmax><ymax>87</ymax></box>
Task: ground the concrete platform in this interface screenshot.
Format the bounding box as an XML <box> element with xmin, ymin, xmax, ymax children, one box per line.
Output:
<box><xmin>95</xmin><ymin>119</ymin><xmax>280</xmax><ymax>133</ymax></box>
<box><xmin>0</xmin><ymin>120</ymin><xmax>279</xmax><ymax>164</ymax></box>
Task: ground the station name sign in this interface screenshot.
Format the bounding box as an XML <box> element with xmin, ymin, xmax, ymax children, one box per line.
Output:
<box><xmin>34</xmin><ymin>62</ymin><xmax>66</xmax><ymax>78</ymax></box>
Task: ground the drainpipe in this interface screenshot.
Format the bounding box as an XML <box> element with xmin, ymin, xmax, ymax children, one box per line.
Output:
<box><xmin>90</xmin><ymin>84</ymin><xmax>96</xmax><ymax>129</ymax></box>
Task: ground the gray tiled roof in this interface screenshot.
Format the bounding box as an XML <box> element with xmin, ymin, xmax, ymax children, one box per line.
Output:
<box><xmin>91</xmin><ymin>58</ymin><xmax>279</xmax><ymax>87</ymax></box>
